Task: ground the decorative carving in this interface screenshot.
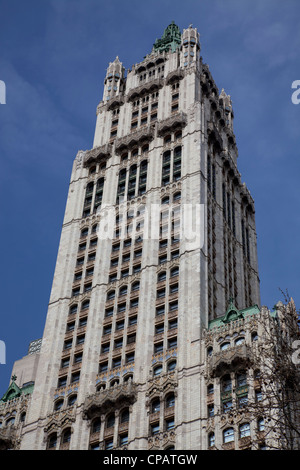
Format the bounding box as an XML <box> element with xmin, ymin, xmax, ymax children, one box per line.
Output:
<box><xmin>115</xmin><ymin>126</ymin><xmax>155</xmax><ymax>154</ymax></box>
<box><xmin>165</xmin><ymin>69</ymin><xmax>184</xmax><ymax>85</ymax></box>
<box><xmin>157</xmin><ymin>112</ymin><xmax>187</xmax><ymax>136</ymax></box>
<box><xmin>83</xmin><ymin>382</ymin><xmax>137</xmax><ymax>420</ymax></box>
<box><xmin>126</xmin><ymin>78</ymin><xmax>164</xmax><ymax>102</ymax></box>
<box><xmin>146</xmin><ymin>371</ymin><xmax>178</xmax><ymax>401</ymax></box>
<box><xmin>44</xmin><ymin>407</ymin><xmax>77</xmax><ymax>434</ymax></box>
<box><xmin>208</xmin><ymin>344</ymin><xmax>253</xmax><ymax>377</ymax></box>
<box><xmin>0</xmin><ymin>425</ymin><xmax>17</xmax><ymax>450</ymax></box>
<box><xmin>83</xmin><ymin>144</ymin><xmax>112</xmax><ymax>167</ymax></box>
<box><xmin>148</xmin><ymin>430</ymin><xmax>176</xmax><ymax>450</ymax></box>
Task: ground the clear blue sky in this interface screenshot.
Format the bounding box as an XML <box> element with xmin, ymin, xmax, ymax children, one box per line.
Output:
<box><xmin>1</xmin><ymin>0</ymin><xmax>300</xmax><ymax>395</ymax></box>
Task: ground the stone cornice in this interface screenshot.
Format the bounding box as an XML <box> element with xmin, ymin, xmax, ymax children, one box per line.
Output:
<box><xmin>165</xmin><ymin>68</ymin><xmax>184</xmax><ymax>85</ymax></box>
<box><xmin>157</xmin><ymin>112</ymin><xmax>187</xmax><ymax>136</ymax></box>
<box><xmin>83</xmin><ymin>381</ymin><xmax>137</xmax><ymax>419</ymax></box>
<box><xmin>83</xmin><ymin>143</ymin><xmax>112</xmax><ymax>167</ymax></box>
<box><xmin>114</xmin><ymin>125</ymin><xmax>155</xmax><ymax>154</ymax></box>
<box><xmin>126</xmin><ymin>77</ymin><xmax>165</xmax><ymax>102</ymax></box>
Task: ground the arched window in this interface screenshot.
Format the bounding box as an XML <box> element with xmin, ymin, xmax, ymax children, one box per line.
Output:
<box><xmin>6</xmin><ymin>417</ymin><xmax>15</xmax><ymax>426</ymax></box>
<box><xmin>47</xmin><ymin>432</ymin><xmax>58</xmax><ymax>449</ymax></box>
<box><xmin>236</xmin><ymin>370</ymin><xmax>247</xmax><ymax>387</ymax></box>
<box><xmin>151</xmin><ymin>398</ymin><xmax>160</xmax><ymax>413</ymax></box>
<box><xmin>91</xmin><ymin>417</ymin><xmax>101</xmax><ymax>434</ymax></box>
<box><xmin>235</xmin><ymin>336</ymin><xmax>245</xmax><ymax>346</ymax></box>
<box><xmin>54</xmin><ymin>399</ymin><xmax>64</xmax><ymax>411</ymax></box>
<box><xmin>257</xmin><ymin>417</ymin><xmax>264</xmax><ymax>432</ymax></box>
<box><xmin>223</xmin><ymin>427</ymin><xmax>234</xmax><ymax>443</ymax></box>
<box><xmin>220</xmin><ymin>341</ymin><xmax>230</xmax><ymax>351</ymax></box>
<box><xmin>252</xmin><ymin>331</ymin><xmax>258</xmax><ymax>342</ymax></box>
<box><xmin>68</xmin><ymin>394</ymin><xmax>77</xmax><ymax>407</ymax></box>
<box><xmin>69</xmin><ymin>304</ymin><xmax>78</xmax><ymax>315</ymax></box>
<box><xmin>167</xmin><ymin>360</ymin><xmax>176</xmax><ymax>372</ymax></box>
<box><xmin>62</xmin><ymin>427</ymin><xmax>72</xmax><ymax>444</ymax></box>
<box><xmin>153</xmin><ymin>364</ymin><xmax>163</xmax><ymax>376</ymax></box>
<box><xmin>120</xmin><ymin>408</ymin><xmax>130</xmax><ymax>423</ymax></box>
<box><xmin>221</xmin><ymin>374</ymin><xmax>232</xmax><ymax>393</ymax></box>
<box><xmin>81</xmin><ymin>300</ymin><xmax>90</xmax><ymax>311</ymax></box>
<box><xmin>165</xmin><ymin>393</ymin><xmax>175</xmax><ymax>408</ymax></box>
<box><xmin>239</xmin><ymin>422</ymin><xmax>250</xmax><ymax>439</ymax></box>
<box><xmin>131</xmin><ymin>281</ymin><xmax>140</xmax><ymax>292</ymax></box>
<box><xmin>110</xmin><ymin>378</ymin><xmax>119</xmax><ymax>387</ymax></box>
<box><xmin>119</xmin><ymin>285</ymin><xmax>128</xmax><ymax>297</ymax></box>
<box><xmin>106</xmin><ymin>413</ymin><xmax>115</xmax><ymax>428</ymax></box>
<box><xmin>123</xmin><ymin>374</ymin><xmax>133</xmax><ymax>383</ymax></box>
<box><xmin>208</xmin><ymin>432</ymin><xmax>215</xmax><ymax>447</ymax></box>
<box><xmin>157</xmin><ymin>271</ymin><xmax>167</xmax><ymax>282</ymax></box>
<box><xmin>107</xmin><ymin>290</ymin><xmax>116</xmax><ymax>301</ymax></box>
<box><xmin>100</xmin><ymin>161</ymin><xmax>106</xmax><ymax>171</ymax></box>
<box><xmin>96</xmin><ymin>383</ymin><xmax>106</xmax><ymax>392</ymax></box>
<box><xmin>80</xmin><ymin>227</ymin><xmax>89</xmax><ymax>238</ymax></box>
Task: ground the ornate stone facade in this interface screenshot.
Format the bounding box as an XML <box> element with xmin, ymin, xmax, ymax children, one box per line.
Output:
<box><xmin>1</xmin><ymin>22</ymin><xmax>298</xmax><ymax>451</ymax></box>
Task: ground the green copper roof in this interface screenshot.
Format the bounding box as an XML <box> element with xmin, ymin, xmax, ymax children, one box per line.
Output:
<box><xmin>208</xmin><ymin>300</ymin><xmax>261</xmax><ymax>330</ymax></box>
<box><xmin>153</xmin><ymin>21</ymin><xmax>181</xmax><ymax>53</ymax></box>
<box><xmin>0</xmin><ymin>375</ymin><xmax>34</xmax><ymax>404</ymax></box>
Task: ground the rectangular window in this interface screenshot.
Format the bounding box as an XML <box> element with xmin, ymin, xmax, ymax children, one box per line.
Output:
<box><xmin>58</xmin><ymin>376</ymin><xmax>67</xmax><ymax>388</ymax></box>
<box><xmin>154</xmin><ymin>342</ymin><xmax>163</xmax><ymax>354</ymax></box>
<box><xmin>99</xmin><ymin>361</ymin><xmax>108</xmax><ymax>373</ymax></box>
<box><xmin>126</xmin><ymin>352</ymin><xmax>135</xmax><ymax>364</ymax></box>
<box><xmin>101</xmin><ymin>343</ymin><xmax>110</xmax><ymax>354</ymax></box>
<box><xmin>71</xmin><ymin>372</ymin><xmax>80</xmax><ymax>383</ymax></box>
<box><xmin>127</xmin><ymin>334</ymin><xmax>136</xmax><ymax>345</ymax></box>
<box><xmin>119</xmin><ymin>434</ymin><xmax>128</xmax><ymax>446</ymax></box>
<box><xmin>168</xmin><ymin>337</ymin><xmax>177</xmax><ymax>349</ymax></box>
<box><xmin>114</xmin><ymin>338</ymin><xmax>123</xmax><ymax>349</ymax></box>
<box><xmin>76</xmin><ymin>335</ymin><xmax>85</xmax><ymax>345</ymax></box>
<box><xmin>112</xmin><ymin>356</ymin><xmax>122</xmax><ymax>368</ymax></box>
<box><xmin>105</xmin><ymin>307</ymin><xmax>113</xmax><ymax>318</ymax></box>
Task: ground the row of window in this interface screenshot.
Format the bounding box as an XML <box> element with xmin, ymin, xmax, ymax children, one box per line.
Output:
<box><xmin>83</xmin><ymin>149</ymin><xmax>182</xmax><ymax>221</ymax></box>
<box><xmin>139</xmin><ymin>64</ymin><xmax>164</xmax><ymax>82</ymax></box>
<box><xmin>83</xmin><ymin>178</ymin><xmax>104</xmax><ymax>217</ymax></box>
<box><xmin>0</xmin><ymin>410</ymin><xmax>26</xmax><ymax>428</ymax></box>
<box><xmin>207</xmin><ymin>369</ymin><xmax>262</xmax><ymax>415</ymax></box>
<box><xmin>208</xmin><ymin>418</ymin><xmax>265</xmax><ymax>448</ymax></box>
<box><xmin>207</xmin><ymin>330</ymin><xmax>258</xmax><ymax>357</ymax></box>
<box><xmin>116</xmin><ymin>160</ymin><xmax>148</xmax><ymax>202</ymax></box>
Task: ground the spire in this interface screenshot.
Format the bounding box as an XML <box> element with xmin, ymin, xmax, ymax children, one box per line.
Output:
<box><xmin>153</xmin><ymin>21</ymin><xmax>181</xmax><ymax>53</ymax></box>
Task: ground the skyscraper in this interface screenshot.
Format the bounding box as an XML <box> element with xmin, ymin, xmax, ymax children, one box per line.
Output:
<box><xmin>1</xmin><ymin>22</ymin><xmax>298</xmax><ymax>451</ymax></box>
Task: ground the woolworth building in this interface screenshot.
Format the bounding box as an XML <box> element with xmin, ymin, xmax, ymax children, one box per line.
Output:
<box><xmin>1</xmin><ymin>22</ymin><xmax>299</xmax><ymax>451</ymax></box>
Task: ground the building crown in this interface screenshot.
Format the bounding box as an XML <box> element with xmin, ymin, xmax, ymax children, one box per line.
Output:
<box><xmin>153</xmin><ymin>21</ymin><xmax>182</xmax><ymax>53</ymax></box>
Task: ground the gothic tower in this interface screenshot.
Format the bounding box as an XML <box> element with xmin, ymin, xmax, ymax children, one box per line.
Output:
<box><xmin>0</xmin><ymin>23</ymin><xmax>268</xmax><ymax>451</ymax></box>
